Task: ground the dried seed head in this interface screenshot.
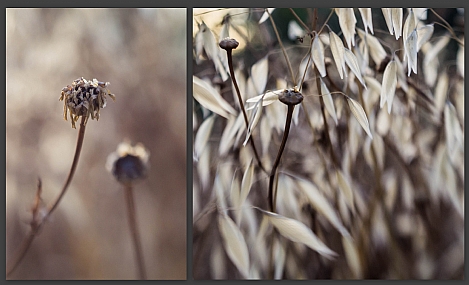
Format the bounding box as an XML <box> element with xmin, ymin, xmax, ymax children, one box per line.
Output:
<box><xmin>59</xmin><ymin>77</ymin><xmax>116</xmax><ymax>128</ymax></box>
<box><xmin>278</xmin><ymin>87</ymin><xmax>303</xmax><ymax>106</ymax></box>
<box><xmin>219</xmin><ymin>38</ymin><xmax>239</xmax><ymax>50</ymax></box>
<box><xmin>106</xmin><ymin>140</ymin><xmax>150</xmax><ymax>185</ymax></box>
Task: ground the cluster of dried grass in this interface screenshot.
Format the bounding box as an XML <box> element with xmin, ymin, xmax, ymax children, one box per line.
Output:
<box><xmin>193</xmin><ymin>8</ymin><xmax>464</xmax><ymax>279</ymax></box>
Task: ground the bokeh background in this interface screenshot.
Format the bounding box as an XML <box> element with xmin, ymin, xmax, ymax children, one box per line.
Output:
<box><xmin>6</xmin><ymin>8</ymin><xmax>186</xmax><ymax>279</ymax></box>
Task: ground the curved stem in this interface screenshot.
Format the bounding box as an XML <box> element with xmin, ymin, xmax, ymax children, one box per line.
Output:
<box><xmin>7</xmin><ymin>116</ymin><xmax>87</xmax><ymax>277</ymax></box>
<box><xmin>268</xmin><ymin>105</ymin><xmax>294</xmax><ymax>212</ymax></box>
<box><xmin>124</xmin><ymin>184</ymin><xmax>147</xmax><ymax>280</ymax></box>
<box><xmin>225</xmin><ymin>49</ymin><xmax>267</xmax><ymax>174</ymax></box>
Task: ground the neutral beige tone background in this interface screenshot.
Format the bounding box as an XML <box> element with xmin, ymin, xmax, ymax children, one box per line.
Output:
<box><xmin>6</xmin><ymin>8</ymin><xmax>186</xmax><ymax>279</ymax></box>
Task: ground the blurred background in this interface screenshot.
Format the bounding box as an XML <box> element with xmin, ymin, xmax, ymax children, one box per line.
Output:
<box><xmin>6</xmin><ymin>8</ymin><xmax>186</xmax><ymax>279</ymax></box>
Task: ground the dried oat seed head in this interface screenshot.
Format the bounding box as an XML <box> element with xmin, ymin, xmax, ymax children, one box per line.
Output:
<box><xmin>106</xmin><ymin>140</ymin><xmax>150</xmax><ymax>185</ymax></box>
<box><xmin>59</xmin><ymin>77</ymin><xmax>115</xmax><ymax>128</ymax></box>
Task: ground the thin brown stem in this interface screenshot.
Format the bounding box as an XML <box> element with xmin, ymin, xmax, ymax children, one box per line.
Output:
<box><xmin>124</xmin><ymin>183</ymin><xmax>147</xmax><ymax>280</ymax></box>
<box><xmin>6</xmin><ymin>116</ymin><xmax>87</xmax><ymax>277</ymax></box>
<box><xmin>225</xmin><ymin>48</ymin><xmax>267</xmax><ymax>174</ymax></box>
<box><xmin>268</xmin><ymin>105</ymin><xmax>294</xmax><ymax>212</ymax></box>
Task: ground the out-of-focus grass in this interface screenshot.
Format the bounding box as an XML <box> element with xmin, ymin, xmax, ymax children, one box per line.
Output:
<box><xmin>6</xmin><ymin>8</ymin><xmax>186</xmax><ymax>280</ymax></box>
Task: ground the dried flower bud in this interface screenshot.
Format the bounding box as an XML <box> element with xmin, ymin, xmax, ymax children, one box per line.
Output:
<box><xmin>278</xmin><ymin>87</ymin><xmax>303</xmax><ymax>106</ymax></box>
<box><xmin>219</xmin><ymin>38</ymin><xmax>239</xmax><ymax>50</ymax></box>
<box><xmin>59</xmin><ymin>77</ymin><xmax>116</xmax><ymax>128</ymax></box>
<box><xmin>106</xmin><ymin>141</ymin><xmax>150</xmax><ymax>185</ymax></box>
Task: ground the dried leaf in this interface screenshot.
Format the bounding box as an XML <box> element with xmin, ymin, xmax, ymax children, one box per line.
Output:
<box><xmin>405</xmin><ymin>29</ymin><xmax>418</xmax><ymax>76</ymax></box>
<box><xmin>391</xmin><ymin>8</ymin><xmax>403</xmax><ymax>40</ymax></box>
<box><xmin>457</xmin><ymin>38</ymin><xmax>464</xmax><ymax>77</ymax></box>
<box><xmin>246</xmin><ymin>90</ymin><xmax>279</xmax><ymax>109</ymax></box>
<box><xmin>417</xmin><ymin>24</ymin><xmax>434</xmax><ymax>51</ymax></box>
<box><xmin>380</xmin><ymin>60</ymin><xmax>397</xmax><ymax>113</ymax></box>
<box><xmin>194</xmin><ymin>115</ymin><xmax>215</xmax><ymax>160</ymax></box>
<box><xmin>239</xmin><ymin>160</ymin><xmax>254</xmax><ymax>208</ymax></box>
<box><xmin>344</xmin><ymin>48</ymin><xmax>367</xmax><ymax>89</ymax></box>
<box><xmin>336</xmin><ymin>8</ymin><xmax>357</xmax><ymax>49</ymax></box>
<box><xmin>320</xmin><ymin>78</ymin><xmax>338</xmax><ymax>125</ymax></box>
<box><xmin>357</xmin><ymin>28</ymin><xmax>387</xmax><ymax>66</ymax></box>
<box><xmin>329</xmin><ymin>31</ymin><xmax>346</xmax><ymax>79</ymax></box>
<box><xmin>273</xmin><ymin>238</ymin><xmax>286</xmax><ymax>280</ymax></box>
<box><xmin>347</xmin><ymin>96</ymin><xmax>373</xmax><ymax>139</ymax></box>
<box><xmin>220</xmin><ymin>19</ymin><xmax>230</xmax><ymax>40</ymax></box>
<box><xmin>312</xmin><ymin>35</ymin><xmax>327</xmax><ymax>77</ymax></box>
<box><xmin>193</xmin><ymin>76</ymin><xmax>236</xmax><ymax>118</ymax></box>
<box><xmin>358</xmin><ymin>8</ymin><xmax>374</xmax><ymax>34</ymax></box>
<box><xmin>243</xmin><ymin>95</ymin><xmax>264</xmax><ymax>146</ymax></box>
<box><xmin>251</xmin><ymin>56</ymin><xmax>269</xmax><ymax>94</ymax></box>
<box><xmin>200</xmin><ymin>22</ymin><xmax>228</xmax><ymax>81</ymax></box>
<box><xmin>423</xmin><ymin>35</ymin><xmax>450</xmax><ymax>68</ymax></box>
<box><xmin>342</xmin><ymin>236</ymin><xmax>363</xmax><ymax>278</ymax></box>
<box><xmin>434</xmin><ymin>72</ymin><xmax>449</xmax><ymax>115</ymax></box>
<box><xmin>259</xmin><ymin>208</ymin><xmax>338</xmax><ymax>259</ymax></box>
<box><xmin>288</xmin><ymin>20</ymin><xmax>304</xmax><ymax>41</ymax></box>
<box><xmin>218</xmin><ymin>213</ymin><xmax>250</xmax><ymax>278</ymax></box>
<box><xmin>297</xmin><ymin>179</ymin><xmax>350</xmax><ymax>238</ymax></box>
<box><xmin>259</xmin><ymin>8</ymin><xmax>275</xmax><ymax>24</ymax></box>
<box><xmin>219</xmin><ymin>113</ymin><xmax>244</xmax><ymax>156</ymax></box>
<box><xmin>403</xmin><ymin>8</ymin><xmax>417</xmax><ymax>44</ymax></box>
<box><xmin>336</xmin><ymin>170</ymin><xmax>355</xmax><ymax>214</ymax></box>
<box><xmin>194</xmin><ymin>24</ymin><xmax>204</xmax><ymax>63</ymax></box>
<box><xmin>381</xmin><ymin>8</ymin><xmax>394</xmax><ymax>35</ymax></box>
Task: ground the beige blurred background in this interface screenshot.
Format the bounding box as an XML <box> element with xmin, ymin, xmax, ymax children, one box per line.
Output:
<box><xmin>6</xmin><ymin>8</ymin><xmax>186</xmax><ymax>279</ymax></box>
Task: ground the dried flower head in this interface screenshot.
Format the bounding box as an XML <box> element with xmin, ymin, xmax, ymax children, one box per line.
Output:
<box><xmin>106</xmin><ymin>141</ymin><xmax>150</xmax><ymax>185</ymax></box>
<box><xmin>59</xmin><ymin>77</ymin><xmax>116</xmax><ymax>128</ymax></box>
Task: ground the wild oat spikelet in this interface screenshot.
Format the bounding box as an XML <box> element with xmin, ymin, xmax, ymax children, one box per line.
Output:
<box><xmin>59</xmin><ymin>77</ymin><xmax>116</xmax><ymax>128</ymax></box>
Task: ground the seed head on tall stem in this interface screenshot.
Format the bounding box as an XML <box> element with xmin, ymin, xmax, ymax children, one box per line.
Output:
<box><xmin>6</xmin><ymin>77</ymin><xmax>115</xmax><ymax>278</ymax></box>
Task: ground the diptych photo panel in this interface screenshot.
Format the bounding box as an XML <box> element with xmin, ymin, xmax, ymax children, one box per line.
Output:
<box><xmin>192</xmin><ymin>8</ymin><xmax>464</xmax><ymax>280</ymax></box>
<box><xmin>6</xmin><ymin>8</ymin><xmax>186</xmax><ymax>279</ymax></box>
<box><xmin>5</xmin><ymin>7</ymin><xmax>465</xmax><ymax>281</ymax></box>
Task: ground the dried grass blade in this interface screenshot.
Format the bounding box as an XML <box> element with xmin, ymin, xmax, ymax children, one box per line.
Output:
<box><xmin>258</xmin><ymin>208</ymin><xmax>338</xmax><ymax>259</ymax></box>
<box><xmin>320</xmin><ymin>78</ymin><xmax>338</xmax><ymax>125</ymax></box>
<box><xmin>391</xmin><ymin>8</ymin><xmax>403</xmax><ymax>40</ymax></box>
<box><xmin>251</xmin><ymin>56</ymin><xmax>269</xmax><ymax>94</ymax></box>
<box><xmin>259</xmin><ymin>8</ymin><xmax>275</xmax><ymax>24</ymax></box>
<box><xmin>417</xmin><ymin>24</ymin><xmax>434</xmax><ymax>51</ymax></box>
<box><xmin>193</xmin><ymin>76</ymin><xmax>236</xmax><ymax>118</ymax></box>
<box><xmin>344</xmin><ymin>48</ymin><xmax>367</xmax><ymax>89</ymax></box>
<box><xmin>336</xmin><ymin>8</ymin><xmax>357</xmax><ymax>49</ymax></box>
<box><xmin>405</xmin><ymin>30</ymin><xmax>418</xmax><ymax>76</ymax></box>
<box><xmin>239</xmin><ymin>159</ymin><xmax>254</xmax><ymax>208</ymax></box>
<box><xmin>243</xmin><ymin>95</ymin><xmax>264</xmax><ymax>146</ymax></box>
<box><xmin>336</xmin><ymin>170</ymin><xmax>355</xmax><ymax>214</ymax></box>
<box><xmin>218</xmin><ymin>213</ymin><xmax>250</xmax><ymax>278</ymax></box>
<box><xmin>329</xmin><ymin>31</ymin><xmax>346</xmax><ymax>79</ymax></box>
<box><xmin>219</xmin><ymin>112</ymin><xmax>244</xmax><ymax>156</ymax></box>
<box><xmin>347</xmin><ymin>97</ymin><xmax>373</xmax><ymax>139</ymax></box>
<box><xmin>312</xmin><ymin>35</ymin><xmax>327</xmax><ymax>77</ymax></box>
<box><xmin>380</xmin><ymin>60</ymin><xmax>397</xmax><ymax>113</ymax></box>
<box><xmin>194</xmin><ymin>115</ymin><xmax>215</xmax><ymax>160</ymax></box>
<box><xmin>200</xmin><ymin>22</ymin><xmax>228</xmax><ymax>81</ymax></box>
<box><xmin>357</xmin><ymin>28</ymin><xmax>387</xmax><ymax>66</ymax></box>
<box><xmin>381</xmin><ymin>8</ymin><xmax>394</xmax><ymax>35</ymax></box>
<box><xmin>342</xmin><ymin>236</ymin><xmax>363</xmax><ymax>279</ymax></box>
<box><xmin>358</xmin><ymin>8</ymin><xmax>374</xmax><ymax>34</ymax></box>
<box><xmin>297</xmin><ymin>179</ymin><xmax>350</xmax><ymax>238</ymax></box>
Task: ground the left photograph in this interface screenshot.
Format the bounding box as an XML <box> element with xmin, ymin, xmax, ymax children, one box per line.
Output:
<box><xmin>6</xmin><ymin>8</ymin><xmax>186</xmax><ymax>280</ymax></box>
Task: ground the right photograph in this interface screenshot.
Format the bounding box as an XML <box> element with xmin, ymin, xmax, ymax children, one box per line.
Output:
<box><xmin>192</xmin><ymin>8</ymin><xmax>464</xmax><ymax>279</ymax></box>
